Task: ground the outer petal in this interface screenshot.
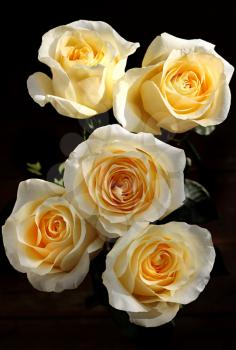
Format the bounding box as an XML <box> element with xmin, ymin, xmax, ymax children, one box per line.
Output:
<box><xmin>140</xmin><ymin>77</ymin><xmax>197</xmax><ymax>133</ymax></box>
<box><xmin>69</xmin><ymin>20</ymin><xmax>140</xmax><ymax>58</ymax></box>
<box><xmin>141</xmin><ymin>134</ymin><xmax>186</xmax><ymax>215</ymax></box>
<box><xmin>12</xmin><ymin>179</ymin><xmax>64</xmax><ymax>215</ymax></box>
<box><xmin>63</xmin><ymin>137</ymin><xmax>95</xmax><ymax>192</ymax></box>
<box><xmin>162</xmin><ymin>222</ymin><xmax>216</xmax><ymax>304</ymax></box>
<box><xmin>46</xmin><ymin>94</ymin><xmax>97</xmax><ymax>119</ymax></box>
<box><xmin>103</xmin><ymin>222</ymin><xmax>150</xmax><ymax>312</ymax></box>
<box><xmin>38</xmin><ymin>25</ymin><xmax>70</xmax><ymax>65</ymax></box>
<box><xmin>195</xmin><ymin>83</ymin><xmax>231</xmax><ymax>127</ymax></box>
<box><xmin>142</xmin><ymin>32</ymin><xmax>215</xmax><ymax>67</ymax></box>
<box><xmin>128</xmin><ymin>302</ymin><xmax>180</xmax><ymax>327</ymax></box>
<box><xmin>38</xmin><ymin>27</ymin><xmax>78</xmax><ymax>100</ymax></box>
<box><xmin>90</xmin><ymin>125</ymin><xmax>185</xmax><ymax>176</ymax></box>
<box><xmin>27</xmin><ymin>230</ymin><xmax>103</xmax><ymax>293</ymax></box>
<box><xmin>103</xmin><ymin>267</ymin><xmax>148</xmax><ymax>312</ymax></box>
<box><xmin>155</xmin><ymin>114</ymin><xmax>197</xmax><ymax>133</ymax></box>
<box><xmin>27</xmin><ymin>251</ymin><xmax>90</xmax><ymax>292</ymax></box>
<box><xmin>208</xmin><ymin>51</ymin><xmax>234</xmax><ymax>84</ymax></box>
<box><xmin>27</xmin><ymin>73</ymin><xmax>97</xmax><ymax>119</ymax></box>
<box><xmin>27</xmin><ymin>72</ymin><xmax>53</xmax><ymax>107</ymax></box>
<box><xmin>113</xmin><ymin>67</ymin><xmax>162</xmax><ymax>134</ymax></box>
<box><xmin>99</xmin><ymin>216</ymin><xmax>130</xmax><ymax>238</ymax></box>
<box><xmin>2</xmin><ymin>217</ymin><xmax>27</xmax><ymax>273</ymax></box>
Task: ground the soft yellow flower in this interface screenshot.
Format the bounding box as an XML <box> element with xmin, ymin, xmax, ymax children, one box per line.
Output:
<box><xmin>64</xmin><ymin>124</ymin><xmax>186</xmax><ymax>238</ymax></box>
<box><xmin>114</xmin><ymin>33</ymin><xmax>234</xmax><ymax>134</ymax></box>
<box><xmin>103</xmin><ymin>222</ymin><xmax>215</xmax><ymax>327</ymax></box>
<box><xmin>2</xmin><ymin>179</ymin><xmax>103</xmax><ymax>292</ymax></box>
<box><xmin>27</xmin><ymin>20</ymin><xmax>139</xmax><ymax>119</ymax></box>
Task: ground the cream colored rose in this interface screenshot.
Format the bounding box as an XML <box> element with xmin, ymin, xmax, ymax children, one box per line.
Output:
<box><xmin>27</xmin><ymin>20</ymin><xmax>139</xmax><ymax>119</ymax></box>
<box><xmin>64</xmin><ymin>124</ymin><xmax>185</xmax><ymax>238</ymax></box>
<box><xmin>2</xmin><ymin>179</ymin><xmax>103</xmax><ymax>292</ymax></box>
<box><xmin>114</xmin><ymin>33</ymin><xmax>234</xmax><ymax>134</ymax></box>
<box><xmin>103</xmin><ymin>221</ymin><xmax>215</xmax><ymax>327</ymax></box>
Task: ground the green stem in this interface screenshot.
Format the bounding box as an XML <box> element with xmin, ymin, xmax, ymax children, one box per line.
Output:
<box><xmin>184</xmin><ymin>139</ymin><xmax>201</xmax><ymax>162</ymax></box>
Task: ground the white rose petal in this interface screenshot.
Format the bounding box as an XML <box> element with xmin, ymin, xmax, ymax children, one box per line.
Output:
<box><xmin>2</xmin><ymin>179</ymin><xmax>103</xmax><ymax>292</ymax></box>
<box><xmin>64</xmin><ymin>125</ymin><xmax>186</xmax><ymax>238</ymax></box>
<box><xmin>103</xmin><ymin>222</ymin><xmax>215</xmax><ymax>327</ymax></box>
<box><xmin>114</xmin><ymin>33</ymin><xmax>234</xmax><ymax>134</ymax></box>
<box><xmin>27</xmin><ymin>20</ymin><xmax>139</xmax><ymax>119</ymax></box>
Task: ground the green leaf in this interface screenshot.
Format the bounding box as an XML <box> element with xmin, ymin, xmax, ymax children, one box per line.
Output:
<box><xmin>58</xmin><ymin>162</ymin><xmax>65</xmax><ymax>175</ymax></box>
<box><xmin>78</xmin><ymin>112</ymin><xmax>109</xmax><ymax>136</ymax></box>
<box><xmin>53</xmin><ymin>178</ymin><xmax>64</xmax><ymax>187</ymax></box>
<box><xmin>26</xmin><ymin>161</ymin><xmax>42</xmax><ymax>176</ymax></box>
<box><xmin>195</xmin><ymin>125</ymin><xmax>216</xmax><ymax>135</ymax></box>
<box><xmin>185</xmin><ymin>179</ymin><xmax>210</xmax><ymax>202</ymax></box>
<box><xmin>157</xmin><ymin>179</ymin><xmax>218</xmax><ymax>225</ymax></box>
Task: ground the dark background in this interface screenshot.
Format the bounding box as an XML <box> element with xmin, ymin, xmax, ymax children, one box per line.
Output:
<box><xmin>0</xmin><ymin>2</ymin><xmax>235</xmax><ymax>349</ymax></box>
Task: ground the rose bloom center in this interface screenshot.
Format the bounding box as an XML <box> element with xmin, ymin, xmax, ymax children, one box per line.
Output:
<box><xmin>60</xmin><ymin>36</ymin><xmax>104</xmax><ymax>66</ymax></box>
<box><xmin>141</xmin><ymin>243</ymin><xmax>176</xmax><ymax>281</ymax></box>
<box><xmin>96</xmin><ymin>156</ymin><xmax>151</xmax><ymax>212</ymax></box>
<box><xmin>39</xmin><ymin>210</ymin><xmax>67</xmax><ymax>245</ymax></box>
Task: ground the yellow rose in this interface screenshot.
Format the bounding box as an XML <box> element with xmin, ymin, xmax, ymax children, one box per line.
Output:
<box><xmin>103</xmin><ymin>222</ymin><xmax>215</xmax><ymax>327</ymax></box>
<box><xmin>27</xmin><ymin>20</ymin><xmax>139</xmax><ymax>119</ymax></box>
<box><xmin>114</xmin><ymin>33</ymin><xmax>234</xmax><ymax>134</ymax></box>
<box><xmin>2</xmin><ymin>179</ymin><xmax>103</xmax><ymax>292</ymax></box>
<box><xmin>64</xmin><ymin>125</ymin><xmax>186</xmax><ymax>238</ymax></box>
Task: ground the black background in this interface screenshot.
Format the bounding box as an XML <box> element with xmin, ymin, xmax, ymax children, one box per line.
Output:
<box><xmin>0</xmin><ymin>2</ymin><xmax>236</xmax><ymax>349</ymax></box>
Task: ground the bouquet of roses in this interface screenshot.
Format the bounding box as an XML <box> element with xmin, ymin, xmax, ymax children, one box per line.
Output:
<box><xmin>2</xmin><ymin>20</ymin><xmax>233</xmax><ymax>328</ymax></box>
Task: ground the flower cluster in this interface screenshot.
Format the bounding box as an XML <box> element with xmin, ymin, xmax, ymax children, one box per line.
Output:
<box><xmin>2</xmin><ymin>20</ymin><xmax>234</xmax><ymax>327</ymax></box>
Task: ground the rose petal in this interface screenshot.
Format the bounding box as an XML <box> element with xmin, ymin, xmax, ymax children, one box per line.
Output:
<box><xmin>195</xmin><ymin>83</ymin><xmax>231</xmax><ymax>127</ymax></box>
<box><xmin>27</xmin><ymin>73</ymin><xmax>97</xmax><ymax>118</ymax></box>
<box><xmin>161</xmin><ymin>222</ymin><xmax>216</xmax><ymax>304</ymax></box>
<box><xmin>128</xmin><ymin>302</ymin><xmax>180</xmax><ymax>327</ymax></box>
<box><xmin>113</xmin><ymin>67</ymin><xmax>162</xmax><ymax>134</ymax></box>
<box><xmin>102</xmin><ymin>222</ymin><xmax>215</xmax><ymax>327</ymax></box>
<box><xmin>142</xmin><ymin>32</ymin><xmax>215</xmax><ymax>67</ymax></box>
<box><xmin>12</xmin><ymin>179</ymin><xmax>64</xmax><ymax>215</ymax></box>
<box><xmin>69</xmin><ymin>20</ymin><xmax>140</xmax><ymax>58</ymax></box>
<box><xmin>27</xmin><ymin>251</ymin><xmax>90</xmax><ymax>292</ymax></box>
